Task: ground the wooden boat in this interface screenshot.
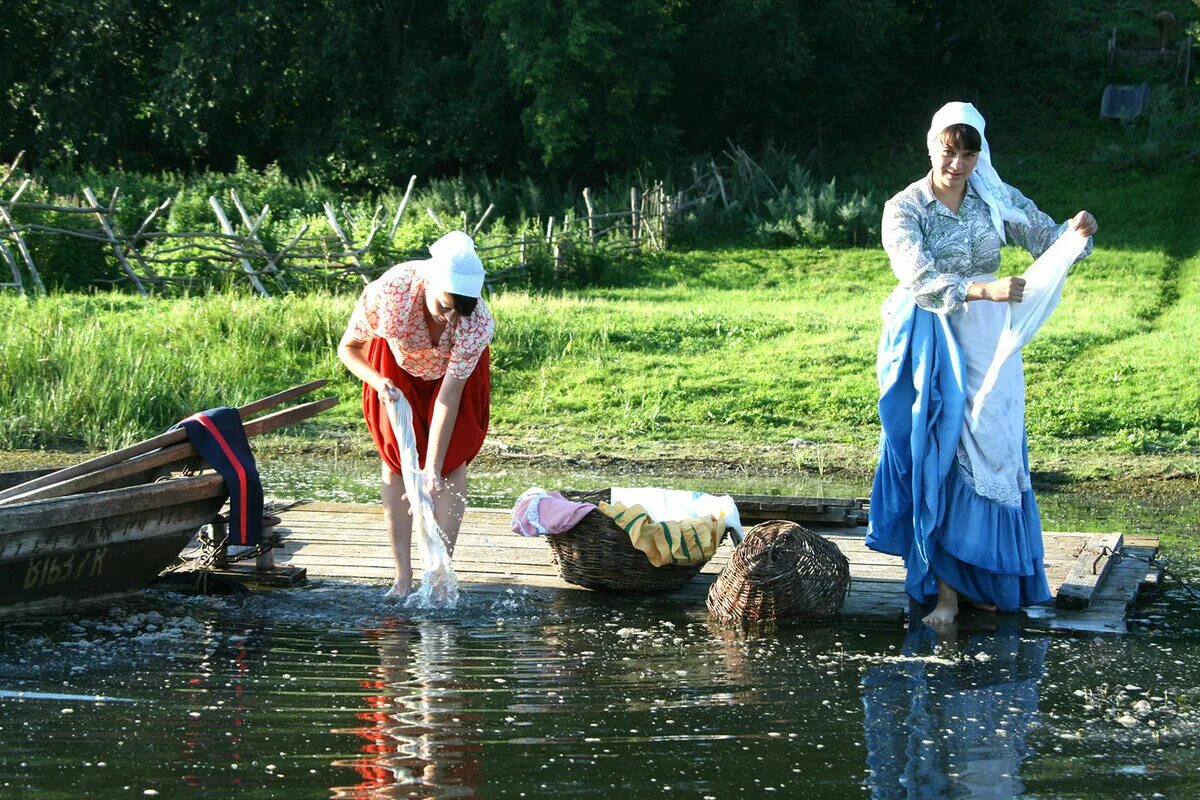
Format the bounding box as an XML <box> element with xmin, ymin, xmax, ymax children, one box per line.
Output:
<box><xmin>0</xmin><ymin>470</ymin><xmax>228</xmax><ymax>613</ymax></box>
<box><xmin>0</xmin><ymin>381</ymin><xmax>338</xmax><ymax>615</ymax></box>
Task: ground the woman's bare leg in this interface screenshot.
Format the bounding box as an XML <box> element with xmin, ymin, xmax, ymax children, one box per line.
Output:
<box><xmin>381</xmin><ymin>463</ymin><xmax>413</xmax><ymax>595</ymax></box>
<box><xmin>923</xmin><ymin>579</ymin><xmax>959</xmax><ymax>627</ymax></box>
<box><xmin>433</xmin><ymin>464</ymin><xmax>468</xmax><ymax>556</ymax></box>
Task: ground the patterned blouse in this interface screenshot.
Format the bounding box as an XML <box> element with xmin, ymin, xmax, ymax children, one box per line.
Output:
<box><xmin>347</xmin><ymin>261</ymin><xmax>495</xmax><ymax>380</ymax></box>
<box><xmin>881</xmin><ymin>175</ymin><xmax>1085</xmax><ymax>314</ymax></box>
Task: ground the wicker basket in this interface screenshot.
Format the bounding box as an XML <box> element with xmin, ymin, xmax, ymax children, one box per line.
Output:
<box><xmin>707</xmin><ymin>520</ymin><xmax>850</xmax><ymax>625</ymax></box>
<box><xmin>549</xmin><ymin>489</ymin><xmax>721</xmax><ymax>593</ymax></box>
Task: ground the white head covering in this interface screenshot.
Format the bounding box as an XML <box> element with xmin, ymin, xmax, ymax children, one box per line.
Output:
<box><xmin>425</xmin><ymin>231</ymin><xmax>485</xmax><ymax>298</ymax></box>
<box><xmin>926</xmin><ymin>101</ymin><xmax>1029</xmax><ymax>242</ymax></box>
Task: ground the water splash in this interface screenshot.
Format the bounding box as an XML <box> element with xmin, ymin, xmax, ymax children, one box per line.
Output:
<box><xmin>385</xmin><ymin>396</ymin><xmax>459</xmax><ymax>609</ymax></box>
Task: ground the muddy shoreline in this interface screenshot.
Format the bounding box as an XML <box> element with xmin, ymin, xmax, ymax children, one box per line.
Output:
<box><xmin>3</xmin><ymin>433</ymin><xmax>1196</xmax><ymax>508</ymax></box>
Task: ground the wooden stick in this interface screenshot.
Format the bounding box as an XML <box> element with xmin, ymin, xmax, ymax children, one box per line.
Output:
<box><xmin>388</xmin><ymin>175</ymin><xmax>417</xmax><ymax>240</ymax></box>
<box><xmin>9</xmin><ymin>178</ymin><xmax>32</xmax><ymax>206</ymax></box>
<box><xmin>711</xmin><ymin>158</ymin><xmax>729</xmax><ymax>209</ymax></box>
<box><xmin>83</xmin><ymin>186</ymin><xmax>149</xmax><ymax>296</ymax></box>
<box><xmin>324</xmin><ymin>202</ymin><xmax>370</xmax><ymax>285</ymax></box>
<box><xmin>210</xmin><ymin>195</ymin><xmax>270</xmax><ymax>296</ymax></box>
<box><xmin>0</xmin><ymin>198</ymin><xmax>46</xmax><ymax>296</ymax></box>
<box><xmin>583</xmin><ymin>188</ymin><xmax>596</xmax><ymax>243</ymax></box>
<box><xmin>131</xmin><ymin>197</ymin><xmax>172</xmax><ymax>243</ymax></box>
<box><xmin>470</xmin><ymin>203</ymin><xmax>495</xmax><ymax>237</ymax></box>
<box><xmin>0</xmin><ymin>396</ymin><xmax>338</xmax><ymax>506</ymax></box>
<box><xmin>0</xmin><ymin>240</ymin><xmax>24</xmax><ymax>295</ymax></box>
<box><xmin>630</xmin><ymin>187</ymin><xmax>640</xmax><ymax>249</ymax></box>
<box><xmin>0</xmin><ymin>151</ymin><xmax>24</xmax><ymax>192</ymax></box>
<box><xmin>0</xmin><ymin>380</ymin><xmax>330</xmax><ymax>503</ymax></box>
<box><xmin>230</xmin><ymin>190</ymin><xmax>289</xmax><ymax>291</ymax></box>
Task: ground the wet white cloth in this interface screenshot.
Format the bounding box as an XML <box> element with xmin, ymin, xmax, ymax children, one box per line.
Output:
<box><xmin>970</xmin><ymin>228</ymin><xmax>1092</xmax><ymax>428</ymax></box>
<box><xmin>385</xmin><ymin>395</ymin><xmax>459</xmax><ymax>607</ymax></box>
<box><xmin>950</xmin><ymin>231</ymin><xmax>1090</xmax><ymax>506</ymax></box>
<box><xmin>610</xmin><ymin>487</ymin><xmax>743</xmax><ymax>544</ymax></box>
<box><xmin>926</xmin><ymin>101</ymin><xmax>1029</xmax><ymax>243</ymax></box>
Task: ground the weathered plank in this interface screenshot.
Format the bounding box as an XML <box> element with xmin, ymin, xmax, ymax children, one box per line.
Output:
<box><xmin>1056</xmin><ymin>532</ymin><xmax>1124</xmax><ymax>610</ymax></box>
<box><xmin>264</xmin><ymin>502</ymin><xmax>1156</xmax><ymax>633</ymax></box>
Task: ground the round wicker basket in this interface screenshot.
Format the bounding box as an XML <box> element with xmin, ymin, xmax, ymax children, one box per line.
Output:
<box><xmin>549</xmin><ymin>489</ymin><xmax>720</xmax><ymax>593</ymax></box>
<box><xmin>707</xmin><ymin>520</ymin><xmax>849</xmax><ymax>625</ymax></box>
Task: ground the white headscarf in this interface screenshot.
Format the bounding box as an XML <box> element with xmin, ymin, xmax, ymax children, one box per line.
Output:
<box><xmin>424</xmin><ymin>231</ymin><xmax>485</xmax><ymax>298</ymax></box>
<box><xmin>926</xmin><ymin>101</ymin><xmax>1028</xmax><ymax>243</ymax></box>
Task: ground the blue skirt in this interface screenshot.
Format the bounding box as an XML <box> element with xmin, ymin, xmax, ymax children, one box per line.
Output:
<box><xmin>924</xmin><ymin>467</ymin><xmax>1051</xmax><ymax>612</ymax></box>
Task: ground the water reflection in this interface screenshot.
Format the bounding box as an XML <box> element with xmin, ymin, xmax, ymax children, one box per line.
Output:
<box><xmin>862</xmin><ymin>623</ymin><xmax>1048</xmax><ymax>799</ymax></box>
<box><xmin>332</xmin><ymin>621</ymin><xmax>482</xmax><ymax>799</ymax></box>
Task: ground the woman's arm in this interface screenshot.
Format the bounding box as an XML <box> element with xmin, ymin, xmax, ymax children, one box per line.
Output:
<box><xmin>882</xmin><ymin>199</ymin><xmax>970</xmax><ymax>314</ymax></box>
<box><xmin>1003</xmin><ymin>185</ymin><xmax>1096</xmax><ymax>260</ymax></box>
<box><xmin>424</xmin><ymin>375</ymin><xmax>467</xmax><ymax>491</ymax></box>
<box><xmin>337</xmin><ymin>328</ymin><xmax>400</xmax><ymax>404</ymax></box>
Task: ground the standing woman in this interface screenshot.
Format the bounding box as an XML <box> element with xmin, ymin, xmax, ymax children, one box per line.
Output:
<box><xmin>338</xmin><ymin>231</ymin><xmax>494</xmax><ymax>597</ymax></box>
<box><xmin>866</xmin><ymin>102</ymin><xmax>1098</xmax><ymax>626</ymax></box>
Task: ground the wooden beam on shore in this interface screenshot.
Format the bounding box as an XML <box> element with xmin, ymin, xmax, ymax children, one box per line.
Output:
<box><xmin>0</xmin><ymin>380</ymin><xmax>332</xmax><ymax>504</ymax></box>
<box><xmin>1056</xmin><ymin>532</ymin><xmax>1124</xmax><ymax>610</ymax></box>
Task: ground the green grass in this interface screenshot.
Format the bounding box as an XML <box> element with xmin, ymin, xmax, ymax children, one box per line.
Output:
<box><xmin>1</xmin><ymin>107</ymin><xmax>1197</xmax><ymax>482</ymax></box>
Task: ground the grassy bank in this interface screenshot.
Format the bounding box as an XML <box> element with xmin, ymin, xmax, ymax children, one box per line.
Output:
<box><xmin>1</xmin><ymin>233</ymin><xmax>1196</xmax><ymax>484</ymax></box>
<box><xmin>1</xmin><ymin>106</ymin><xmax>1197</xmax><ymax>485</ymax></box>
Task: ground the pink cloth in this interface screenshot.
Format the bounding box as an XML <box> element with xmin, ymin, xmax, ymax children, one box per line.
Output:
<box><xmin>511</xmin><ymin>488</ymin><xmax>596</xmax><ymax>536</ymax></box>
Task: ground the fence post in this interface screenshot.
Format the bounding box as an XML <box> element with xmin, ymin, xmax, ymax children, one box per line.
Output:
<box><xmin>324</xmin><ymin>202</ymin><xmax>372</xmax><ymax>285</ymax></box>
<box><xmin>83</xmin><ymin>187</ymin><xmax>150</xmax><ymax>296</ymax></box>
<box><xmin>630</xmin><ymin>187</ymin><xmax>640</xmax><ymax>249</ymax></box>
<box><xmin>661</xmin><ymin>189</ymin><xmax>670</xmax><ymax>251</ymax></box>
<box><xmin>0</xmin><ymin>240</ymin><xmax>24</xmax><ymax>295</ymax></box>
<box><xmin>387</xmin><ymin>175</ymin><xmax>417</xmax><ymax>241</ymax></box>
<box><xmin>0</xmin><ymin>178</ymin><xmax>47</xmax><ymax>296</ymax></box>
<box><xmin>230</xmin><ymin>190</ymin><xmax>289</xmax><ymax>292</ymax></box>
<box><xmin>470</xmin><ymin>204</ymin><xmax>495</xmax><ymax>237</ymax></box>
<box><xmin>582</xmin><ymin>188</ymin><xmax>596</xmax><ymax>244</ymax></box>
<box><xmin>210</xmin><ymin>195</ymin><xmax>271</xmax><ymax>296</ymax></box>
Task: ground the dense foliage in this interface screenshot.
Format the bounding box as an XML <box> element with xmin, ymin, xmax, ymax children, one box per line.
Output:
<box><xmin>7</xmin><ymin>0</ymin><xmax>1191</xmax><ymax>185</ymax></box>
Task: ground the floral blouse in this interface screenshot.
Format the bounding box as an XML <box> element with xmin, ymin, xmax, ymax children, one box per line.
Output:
<box><xmin>881</xmin><ymin>175</ymin><xmax>1086</xmax><ymax>314</ymax></box>
<box><xmin>347</xmin><ymin>261</ymin><xmax>495</xmax><ymax>380</ymax></box>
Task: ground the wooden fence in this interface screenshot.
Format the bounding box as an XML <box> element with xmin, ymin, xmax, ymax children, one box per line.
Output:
<box><xmin>0</xmin><ymin>152</ymin><xmax>702</xmax><ymax>297</ymax></box>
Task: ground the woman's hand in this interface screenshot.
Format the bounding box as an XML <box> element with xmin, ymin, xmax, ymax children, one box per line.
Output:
<box><xmin>969</xmin><ymin>277</ymin><xmax>1026</xmax><ymax>303</ymax></box>
<box><xmin>422</xmin><ymin>466</ymin><xmax>445</xmax><ymax>497</ymax></box>
<box><xmin>375</xmin><ymin>377</ymin><xmax>402</xmax><ymax>405</ymax></box>
<box><xmin>1070</xmin><ymin>210</ymin><xmax>1098</xmax><ymax>237</ymax></box>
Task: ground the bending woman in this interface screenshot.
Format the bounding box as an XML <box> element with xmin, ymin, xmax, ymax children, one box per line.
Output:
<box><xmin>338</xmin><ymin>231</ymin><xmax>494</xmax><ymax>597</ymax></box>
<box><xmin>866</xmin><ymin>102</ymin><xmax>1097</xmax><ymax>626</ymax></box>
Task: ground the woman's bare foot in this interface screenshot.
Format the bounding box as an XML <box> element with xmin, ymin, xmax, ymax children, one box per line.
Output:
<box><xmin>384</xmin><ymin>570</ymin><xmax>413</xmax><ymax>599</ymax></box>
<box><xmin>922</xmin><ymin>580</ymin><xmax>959</xmax><ymax>627</ymax></box>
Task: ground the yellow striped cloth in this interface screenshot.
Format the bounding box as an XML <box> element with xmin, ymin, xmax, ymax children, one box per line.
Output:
<box><xmin>598</xmin><ymin>501</ymin><xmax>722</xmax><ymax>567</ymax></box>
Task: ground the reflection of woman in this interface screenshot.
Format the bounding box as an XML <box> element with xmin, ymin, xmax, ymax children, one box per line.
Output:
<box><xmin>862</xmin><ymin>625</ymin><xmax>1048</xmax><ymax>799</ymax></box>
<box><xmin>331</xmin><ymin>622</ymin><xmax>482</xmax><ymax>799</ymax></box>
<box><xmin>866</xmin><ymin>102</ymin><xmax>1098</xmax><ymax>626</ymax></box>
<box><xmin>338</xmin><ymin>232</ymin><xmax>494</xmax><ymax>597</ymax></box>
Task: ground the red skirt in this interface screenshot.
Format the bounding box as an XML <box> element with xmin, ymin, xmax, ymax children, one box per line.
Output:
<box><xmin>361</xmin><ymin>338</ymin><xmax>490</xmax><ymax>477</ymax></box>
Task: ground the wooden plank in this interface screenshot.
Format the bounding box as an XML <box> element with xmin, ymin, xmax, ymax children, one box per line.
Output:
<box><xmin>2</xmin><ymin>393</ymin><xmax>336</xmax><ymax>505</ymax></box>
<box><xmin>266</xmin><ymin>503</ymin><xmax>1153</xmax><ymax>629</ymax></box>
<box><xmin>1056</xmin><ymin>532</ymin><xmax>1123</xmax><ymax>609</ymax></box>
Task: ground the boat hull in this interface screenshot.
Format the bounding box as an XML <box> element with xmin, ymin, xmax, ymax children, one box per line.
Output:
<box><xmin>0</xmin><ymin>474</ymin><xmax>227</xmax><ymax>613</ymax></box>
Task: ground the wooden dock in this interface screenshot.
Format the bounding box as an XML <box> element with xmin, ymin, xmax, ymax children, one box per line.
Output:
<box><xmin>257</xmin><ymin>500</ymin><xmax>1159</xmax><ymax>634</ymax></box>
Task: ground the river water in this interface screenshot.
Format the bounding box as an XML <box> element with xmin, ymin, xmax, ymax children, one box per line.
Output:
<box><xmin>2</xmin><ymin>456</ymin><xmax>1199</xmax><ymax>798</ymax></box>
